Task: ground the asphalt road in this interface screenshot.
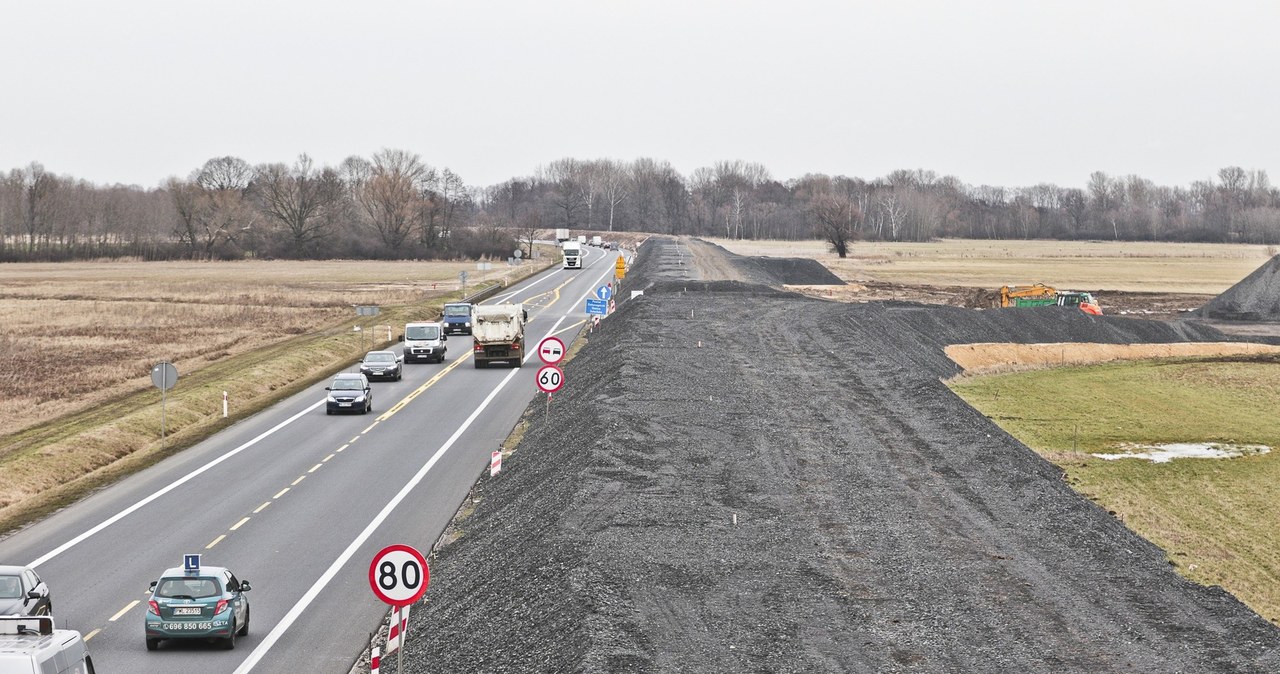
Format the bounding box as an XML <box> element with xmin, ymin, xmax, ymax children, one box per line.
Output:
<box><xmin>0</xmin><ymin>245</ymin><xmax>623</xmax><ymax>673</ymax></box>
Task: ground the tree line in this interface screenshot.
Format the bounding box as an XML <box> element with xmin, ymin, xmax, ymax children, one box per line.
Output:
<box><xmin>2</xmin><ymin>152</ymin><xmax>1277</xmax><ymax>262</ymax></box>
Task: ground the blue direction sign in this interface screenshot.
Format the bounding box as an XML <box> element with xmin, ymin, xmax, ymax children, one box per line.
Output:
<box><xmin>586</xmin><ymin>299</ymin><xmax>608</xmax><ymax>315</ymax></box>
<box><xmin>596</xmin><ymin>285</ymin><xmax>613</xmax><ymax>301</ymax></box>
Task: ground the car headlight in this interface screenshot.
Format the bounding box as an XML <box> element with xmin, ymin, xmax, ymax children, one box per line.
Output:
<box><xmin>353</xmin><ymin>395</ymin><xmax>366</xmax><ymax>402</ymax></box>
<box><xmin>464</xmin><ymin>322</ymin><xmax>471</xmax><ymax>327</ymax></box>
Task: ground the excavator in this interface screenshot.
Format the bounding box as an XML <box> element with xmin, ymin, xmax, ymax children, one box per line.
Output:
<box><xmin>994</xmin><ymin>284</ymin><xmax>1103</xmax><ymax>315</ymax></box>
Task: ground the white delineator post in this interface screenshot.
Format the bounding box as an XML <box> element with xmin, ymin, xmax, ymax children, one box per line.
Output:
<box><xmin>222</xmin><ymin>391</ymin><xmax>228</xmax><ymax>418</ymax></box>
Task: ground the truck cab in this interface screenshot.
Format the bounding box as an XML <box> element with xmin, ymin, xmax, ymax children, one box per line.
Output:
<box><xmin>0</xmin><ymin>616</ymin><xmax>94</xmax><ymax>674</ymax></box>
<box><xmin>562</xmin><ymin>241</ymin><xmax>583</xmax><ymax>269</ymax></box>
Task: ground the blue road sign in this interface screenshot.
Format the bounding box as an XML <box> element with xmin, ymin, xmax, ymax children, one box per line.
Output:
<box><xmin>184</xmin><ymin>554</ymin><xmax>201</xmax><ymax>574</ymax></box>
<box><xmin>596</xmin><ymin>285</ymin><xmax>613</xmax><ymax>301</ymax></box>
<box><xmin>586</xmin><ymin>299</ymin><xmax>608</xmax><ymax>315</ymax></box>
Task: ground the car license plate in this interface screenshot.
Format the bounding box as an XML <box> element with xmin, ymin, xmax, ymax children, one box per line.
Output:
<box><xmin>339</xmin><ymin>402</ymin><xmax>351</xmax><ymax>407</ymax></box>
<box><xmin>173</xmin><ymin>607</ymin><xmax>201</xmax><ymax>616</ymax></box>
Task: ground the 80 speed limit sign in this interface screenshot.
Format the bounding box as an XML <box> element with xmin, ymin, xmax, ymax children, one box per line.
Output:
<box><xmin>369</xmin><ymin>544</ymin><xmax>430</xmax><ymax>607</ymax></box>
<box><xmin>535</xmin><ymin>365</ymin><xmax>564</xmax><ymax>393</ymax></box>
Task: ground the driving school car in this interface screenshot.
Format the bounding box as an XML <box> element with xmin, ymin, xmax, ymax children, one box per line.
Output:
<box><xmin>145</xmin><ymin>557</ymin><xmax>251</xmax><ymax>651</ymax></box>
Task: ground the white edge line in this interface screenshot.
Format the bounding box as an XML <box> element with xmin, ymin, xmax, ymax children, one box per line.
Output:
<box><xmin>234</xmin><ymin>315</ymin><xmax>570</xmax><ymax>673</ymax></box>
<box><xmin>28</xmin><ymin>399</ymin><xmax>324</xmax><ymax>569</ymax></box>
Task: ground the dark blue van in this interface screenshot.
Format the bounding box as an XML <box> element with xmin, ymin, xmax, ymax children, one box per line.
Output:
<box><xmin>442</xmin><ymin>303</ymin><xmax>474</xmax><ymax>335</ymax></box>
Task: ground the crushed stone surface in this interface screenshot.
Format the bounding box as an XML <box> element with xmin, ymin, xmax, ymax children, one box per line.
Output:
<box><xmin>1198</xmin><ymin>254</ymin><xmax>1280</xmax><ymax>320</ymax></box>
<box><xmin>396</xmin><ymin>237</ymin><xmax>1280</xmax><ymax>673</ymax></box>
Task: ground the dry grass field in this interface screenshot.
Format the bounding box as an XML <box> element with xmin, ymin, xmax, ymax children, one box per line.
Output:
<box><xmin>0</xmin><ymin>257</ymin><xmax>550</xmax><ymax>529</ymax></box>
<box><xmin>709</xmin><ymin>238</ymin><xmax>1276</xmax><ymax>295</ymax></box>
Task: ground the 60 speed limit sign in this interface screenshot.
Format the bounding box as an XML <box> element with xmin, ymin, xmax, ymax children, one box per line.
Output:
<box><xmin>369</xmin><ymin>544</ymin><xmax>430</xmax><ymax>607</ymax></box>
<box><xmin>535</xmin><ymin>365</ymin><xmax>564</xmax><ymax>393</ymax></box>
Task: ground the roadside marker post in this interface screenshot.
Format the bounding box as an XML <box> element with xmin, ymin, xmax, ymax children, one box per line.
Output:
<box><xmin>368</xmin><ymin>544</ymin><xmax>429</xmax><ymax>673</ymax></box>
<box><xmin>222</xmin><ymin>391</ymin><xmax>228</xmax><ymax>418</ymax></box>
<box><xmin>490</xmin><ymin>450</ymin><xmax>502</xmax><ymax>477</ymax></box>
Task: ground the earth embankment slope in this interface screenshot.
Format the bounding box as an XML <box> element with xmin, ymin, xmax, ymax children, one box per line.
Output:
<box><xmin>1198</xmin><ymin>254</ymin><xmax>1280</xmax><ymax>321</ymax></box>
<box><xmin>401</xmin><ymin>237</ymin><xmax>1280</xmax><ymax>673</ymax></box>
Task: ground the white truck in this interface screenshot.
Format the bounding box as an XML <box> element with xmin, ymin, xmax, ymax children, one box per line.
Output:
<box><xmin>554</xmin><ymin>228</ymin><xmax>570</xmax><ymax>242</ymax></box>
<box><xmin>472</xmin><ymin>304</ymin><xmax>527</xmax><ymax>368</ymax></box>
<box><xmin>0</xmin><ymin>616</ymin><xmax>95</xmax><ymax>674</ymax></box>
<box><xmin>562</xmin><ymin>240</ymin><xmax>583</xmax><ymax>269</ymax></box>
<box><xmin>577</xmin><ymin>235</ymin><xmax>587</xmax><ymax>245</ymax></box>
<box><xmin>402</xmin><ymin>321</ymin><xmax>447</xmax><ymax>363</ymax></box>
<box><xmin>591</xmin><ymin>235</ymin><xmax>602</xmax><ymax>247</ymax></box>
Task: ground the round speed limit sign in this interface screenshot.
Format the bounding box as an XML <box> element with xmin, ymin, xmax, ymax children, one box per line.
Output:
<box><xmin>535</xmin><ymin>365</ymin><xmax>564</xmax><ymax>393</ymax></box>
<box><xmin>369</xmin><ymin>544</ymin><xmax>430</xmax><ymax>607</ymax></box>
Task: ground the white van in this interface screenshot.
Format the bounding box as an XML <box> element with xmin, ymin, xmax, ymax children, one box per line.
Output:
<box><xmin>0</xmin><ymin>616</ymin><xmax>94</xmax><ymax>674</ymax></box>
<box><xmin>402</xmin><ymin>321</ymin><xmax>448</xmax><ymax>363</ymax></box>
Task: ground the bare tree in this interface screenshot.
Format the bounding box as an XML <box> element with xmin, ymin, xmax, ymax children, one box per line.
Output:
<box><xmin>354</xmin><ymin>149</ymin><xmax>433</xmax><ymax>250</ymax></box>
<box><xmin>810</xmin><ymin>194</ymin><xmax>860</xmax><ymax>257</ymax></box>
<box><xmin>254</xmin><ymin>154</ymin><xmax>345</xmax><ymax>257</ymax></box>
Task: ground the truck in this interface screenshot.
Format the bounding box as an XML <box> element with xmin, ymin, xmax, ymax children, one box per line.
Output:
<box><xmin>554</xmin><ymin>228</ymin><xmax>570</xmax><ymax>242</ymax></box>
<box><xmin>577</xmin><ymin>235</ymin><xmax>587</xmax><ymax>245</ymax></box>
<box><xmin>472</xmin><ymin>303</ymin><xmax>527</xmax><ymax>368</ymax></box>
<box><xmin>0</xmin><ymin>616</ymin><xmax>95</xmax><ymax>674</ymax></box>
<box><xmin>441</xmin><ymin>302</ymin><xmax>474</xmax><ymax>335</ymax></box>
<box><xmin>591</xmin><ymin>235</ymin><xmax>602</xmax><ymax>247</ymax></box>
<box><xmin>562</xmin><ymin>240</ymin><xmax>583</xmax><ymax>269</ymax></box>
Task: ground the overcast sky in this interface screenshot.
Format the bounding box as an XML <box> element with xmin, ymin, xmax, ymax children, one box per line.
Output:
<box><xmin>3</xmin><ymin>0</ymin><xmax>1278</xmax><ymax>191</ymax></box>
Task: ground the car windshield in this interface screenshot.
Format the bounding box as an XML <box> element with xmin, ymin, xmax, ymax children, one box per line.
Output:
<box><xmin>365</xmin><ymin>352</ymin><xmax>395</xmax><ymax>363</ymax></box>
<box><xmin>156</xmin><ymin>577</ymin><xmax>221</xmax><ymax>599</ymax></box>
<box><xmin>0</xmin><ymin>575</ymin><xmax>21</xmax><ymax>598</ymax></box>
<box><xmin>406</xmin><ymin>326</ymin><xmax>439</xmax><ymax>340</ymax></box>
<box><xmin>332</xmin><ymin>378</ymin><xmax>364</xmax><ymax>390</ymax></box>
<box><xmin>444</xmin><ymin>306</ymin><xmax>470</xmax><ymax>316</ymax></box>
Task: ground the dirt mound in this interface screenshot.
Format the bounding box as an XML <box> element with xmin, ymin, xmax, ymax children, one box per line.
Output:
<box><xmin>1197</xmin><ymin>254</ymin><xmax>1280</xmax><ymax>320</ymax></box>
<box><xmin>400</xmin><ymin>237</ymin><xmax>1280</xmax><ymax>673</ymax></box>
<box><xmin>946</xmin><ymin>341</ymin><xmax>1280</xmax><ymax>376</ymax></box>
<box><xmin>687</xmin><ymin>238</ymin><xmax>845</xmax><ymax>286</ymax></box>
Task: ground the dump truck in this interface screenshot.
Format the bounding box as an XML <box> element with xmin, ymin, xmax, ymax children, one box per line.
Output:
<box><xmin>472</xmin><ymin>303</ymin><xmax>526</xmax><ymax>368</ymax></box>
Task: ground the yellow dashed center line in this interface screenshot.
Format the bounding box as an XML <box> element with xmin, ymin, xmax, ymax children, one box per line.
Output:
<box><xmin>206</xmin><ymin>534</ymin><xmax>226</xmax><ymax>549</ymax></box>
<box><xmin>230</xmin><ymin>517</ymin><xmax>250</xmax><ymax>531</ymax></box>
<box><xmin>322</xmin><ymin>453</ymin><xmax>336</xmax><ymax>462</ymax></box>
<box><xmin>291</xmin><ymin>475</ymin><xmax>306</xmax><ymax>486</ymax></box>
<box><xmin>307</xmin><ymin>463</ymin><xmax>323</xmax><ymax>473</ymax></box>
<box><xmin>362</xmin><ymin>421</ymin><xmax>378</xmax><ymax>433</ymax></box>
<box><xmin>109</xmin><ymin>600</ymin><xmax>139</xmax><ymax>622</ymax></box>
<box><xmin>349</xmin><ymin>436</ymin><xmax>360</xmax><ymax>444</ymax></box>
<box><xmin>273</xmin><ymin>487</ymin><xmax>290</xmax><ymax>499</ymax></box>
<box><xmin>253</xmin><ymin>501</ymin><xmax>271</xmax><ymax>513</ymax></box>
<box><xmin>84</xmin><ymin>629</ymin><xmax>100</xmax><ymax>641</ymax></box>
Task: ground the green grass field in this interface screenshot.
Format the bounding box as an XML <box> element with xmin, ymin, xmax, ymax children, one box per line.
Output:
<box><xmin>949</xmin><ymin>355</ymin><xmax>1280</xmax><ymax>624</ymax></box>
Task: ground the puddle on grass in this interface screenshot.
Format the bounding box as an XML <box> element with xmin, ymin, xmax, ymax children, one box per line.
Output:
<box><xmin>1092</xmin><ymin>442</ymin><xmax>1272</xmax><ymax>464</ymax></box>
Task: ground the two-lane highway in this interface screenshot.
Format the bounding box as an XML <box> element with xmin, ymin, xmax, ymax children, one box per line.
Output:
<box><xmin>0</xmin><ymin>244</ymin><xmax>623</xmax><ymax>672</ymax></box>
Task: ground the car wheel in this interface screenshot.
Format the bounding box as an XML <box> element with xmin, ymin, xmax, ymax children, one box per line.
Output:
<box><xmin>238</xmin><ymin>607</ymin><xmax>249</xmax><ymax>636</ymax></box>
<box><xmin>146</xmin><ymin>638</ymin><xmax>159</xmax><ymax>651</ymax></box>
<box><xmin>223</xmin><ymin>622</ymin><xmax>236</xmax><ymax>649</ymax></box>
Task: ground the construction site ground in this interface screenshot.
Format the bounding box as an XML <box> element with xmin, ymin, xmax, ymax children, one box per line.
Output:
<box><xmin>392</xmin><ymin>237</ymin><xmax>1280</xmax><ymax>673</ymax></box>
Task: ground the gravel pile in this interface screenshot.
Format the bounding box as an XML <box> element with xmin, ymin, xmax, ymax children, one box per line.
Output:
<box><xmin>398</xmin><ymin>237</ymin><xmax>1280</xmax><ymax>673</ymax></box>
<box><xmin>1197</xmin><ymin>254</ymin><xmax>1280</xmax><ymax>320</ymax></box>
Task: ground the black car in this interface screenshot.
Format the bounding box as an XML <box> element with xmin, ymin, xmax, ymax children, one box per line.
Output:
<box><xmin>325</xmin><ymin>373</ymin><xmax>372</xmax><ymax>414</ymax></box>
<box><xmin>359</xmin><ymin>350</ymin><xmax>403</xmax><ymax>381</ymax></box>
<box><xmin>0</xmin><ymin>565</ymin><xmax>52</xmax><ymax>616</ymax></box>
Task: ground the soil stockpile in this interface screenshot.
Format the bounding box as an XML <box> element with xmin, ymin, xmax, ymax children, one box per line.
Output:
<box><xmin>1198</xmin><ymin>254</ymin><xmax>1280</xmax><ymax>320</ymax></box>
<box><xmin>398</xmin><ymin>238</ymin><xmax>1280</xmax><ymax>673</ymax></box>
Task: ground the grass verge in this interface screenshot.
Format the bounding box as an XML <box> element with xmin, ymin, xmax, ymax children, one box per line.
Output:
<box><xmin>948</xmin><ymin>354</ymin><xmax>1280</xmax><ymax>624</ymax></box>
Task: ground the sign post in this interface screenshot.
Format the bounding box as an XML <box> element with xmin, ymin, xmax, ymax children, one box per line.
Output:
<box><xmin>151</xmin><ymin>362</ymin><xmax>178</xmax><ymax>450</ymax></box>
<box><xmin>536</xmin><ymin>364</ymin><xmax>564</xmax><ymax>420</ymax></box>
<box><xmin>369</xmin><ymin>544</ymin><xmax>429</xmax><ymax>674</ymax></box>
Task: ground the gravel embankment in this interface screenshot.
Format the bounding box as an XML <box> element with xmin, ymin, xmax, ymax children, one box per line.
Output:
<box><xmin>394</xmin><ymin>237</ymin><xmax>1280</xmax><ymax>673</ymax></box>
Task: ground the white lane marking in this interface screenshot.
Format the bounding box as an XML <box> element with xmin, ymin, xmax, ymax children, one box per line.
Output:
<box><xmin>28</xmin><ymin>400</ymin><xmax>324</xmax><ymax>568</ymax></box>
<box><xmin>273</xmin><ymin>488</ymin><xmax>290</xmax><ymax>499</ymax></box>
<box><xmin>231</xmin><ymin>517</ymin><xmax>251</xmax><ymax>531</ymax></box>
<box><xmin>233</xmin><ymin>315</ymin><xmax>571</xmax><ymax>673</ymax></box>
<box><xmin>253</xmin><ymin>502</ymin><xmax>271</xmax><ymax>514</ymax></box>
<box><xmin>206</xmin><ymin>534</ymin><xmax>226</xmax><ymax>549</ymax></box>
<box><xmin>489</xmin><ymin>265</ymin><xmax>561</xmax><ymax>303</ymax></box>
